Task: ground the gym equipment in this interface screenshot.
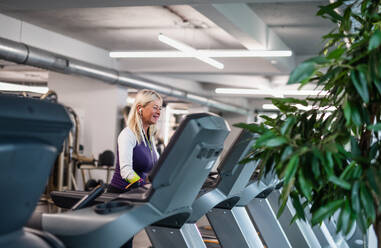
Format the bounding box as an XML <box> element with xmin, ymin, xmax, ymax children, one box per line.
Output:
<box><xmin>77</xmin><ymin>150</ymin><xmax>115</xmax><ymax>191</ymax></box>
<box><xmin>0</xmin><ymin>94</ymin><xmax>72</xmax><ymax>248</ymax></box>
<box><xmin>266</xmin><ymin>189</ymin><xmax>364</xmax><ymax>248</ymax></box>
<box><xmin>36</xmin><ymin>113</ymin><xmax>230</xmax><ymax>247</ymax></box>
<box><xmin>266</xmin><ymin>190</ymin><xmax>321</xmax><ymax>248</ymax></box>
<box><xmin>145</xmin><ymin>129</ymin><xmax>259</xmax><ymax>248</ymax></box>
<box><xmin>84</xmin><ymin>179</ymin><xmax>99</xmax><ymax>191</ymax></box>
<box><xmin>204</xmin><ymin>171</ymin><xmax>283</xmax><ymax>248</ymax></box>
<box><xmin>71</xmin><ymin>184</ymin><xmax>106</xmax><ymax>211</ymax></box>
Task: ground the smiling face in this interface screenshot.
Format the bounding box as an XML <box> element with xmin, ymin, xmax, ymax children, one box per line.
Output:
<box><xmin>140</xmin><ymin>99</ymin><xmax>162</xmax><ymax>126</ymax></box>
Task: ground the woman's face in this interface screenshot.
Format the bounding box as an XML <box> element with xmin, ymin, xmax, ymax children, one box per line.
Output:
<box><xmin>141</xmin><ymin>99</ymin><xmax>162</xmax><ymax>125</ymax></box>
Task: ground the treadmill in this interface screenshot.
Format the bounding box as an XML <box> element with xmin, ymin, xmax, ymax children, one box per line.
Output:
<box><xmin>204</xmin><ymin>169</ymin><xmax>284</xmax><ymax>248</ymax></box>
<box><xmin>0</xmin><ymin>94</ymin><xmax>72</xmax><ymax>248</ymax></box>
<box><xmin>145</xmin><ymin>129</ymin><xmax>259</xmax><ymax>248</ymax></box>
<box><xmin>37</xmin><ymin>113</ymin><xmax>230</xmax><ymax>247</ymax></box>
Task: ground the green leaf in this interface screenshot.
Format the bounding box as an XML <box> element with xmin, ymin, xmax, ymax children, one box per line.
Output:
<box><xmin>234</xmin><ymin>122</ymin><xmax>267</xmax><ymax>134</ymax></box>
<box><xmin>339</xmin><ymin>161</ymin><xmax>355</xmax><ymax>180</ymax></box>
<box><xmin>272</xmin><ymin>102</ymin><xmax>298</xmax><ymax>113</ymax></box>
<box><xmin>287</xmin><ymin>61</ymin><xmax>316</xmax><ymax>85</ymax></box>
<box><xmin>317</xmin><ymin>67</ymin><xmax>340</xmax><ymax>86</ymax></box>
<box><xmin>350</xmin><ymin>70</ymin><xmax>369</xmax><ymax>103</ymax></box>
<box><xmin>351</xmin><ymin>181</ymin><xmax>361</xmax><ymax>213</ymax></box>
<box><xmin>264</xmin><ymin>137</ymin><xmax>287</xmax><ymax>147</ymax></box>
<box><xmin>259</xmin><ymin>115</ymin><xmax>276</xmax><ymax>124</ymax></box>
<box><xmin>370</xmin><ymin>54</ymin><xmax>378</xmax><ymax>80</ymax></box>
<box><xmin>343</xmin><ymin>100</ymin><xmax>351</xmax><ymax>125</ymax></box>
<box><xmin>341</xmin><ymin>7</ymin><xmax>352</xmax><ymax>32</ymax></box>
<box><xmin>290</xmin><ymin>192</ymin><xmax>306</xmax><ymax>220</ymax></box>
<box><xmin>374</xmin><ymin>78</ymin><xmax>381</xmax><ymax>95</ymax></box>
<box><xmin>351</xmin><ymin>106</ymin><xmax>362</xmax><ymax>127</ymax></box>
<box><xmin>284</xmin><ymin>155</ymin><xmax>299</xmax><ymax>184</ymax></box>
<box><xmin>311</xmin><ymin>156</ymin><xmax>321</xmax><ymax>178</ymax></box>
<box><xmin>281</xmin><ymin>116</ymin><xmax>296</xmax><ymax>135</ymax></box>
<box><xmin>280</xmin><ymin>146</ymin><xmax>293</xmax><ymax>161</ymax></box>
<box><xmin>277</xmin><ymin>198</ymin><xmax>288</xmax><ymax>218</ymax></box>
<box><xmin>255</xmin><ymin>131</ymin><xmax>275</xmax><ymax>147</ymax></box>
<box><xmin>290</xmin><ymin>213</ymin><xmax>298</xmax><ymax>224</ymax></box>
<box><xmin>350</xmin><ymin>136</ymin><xmax>361</xmax><ymax>157</ymax></box>
<box><xmin>328</xmin><ymin>175</ymin><xmax>351</xmax><ymax>190</ymax></box>
<box><xmin>327</xmin><ymin>47</ymin><xmax>345</xmax><ymax>60</ymax></box>
<box><xmin>298</xmin><ymin>169</ymin><xmax>313</xmax><ymax>201</ymax></box>
<box><xmin>366</xmin><ymin>168</ymin><xmax>381</xmax><ymax>196</ymax></box>
<box><xmin>356</xmin><ymin>211</ymin><xmax>368</xmax><ymax>233</ymax></box>
<box><xmin>368</xmin><ymin>30</ymin><xmax>381</xmax><ymax>51</ymax></box>
<box><xmin>239</xmin><ymin>151</ymin><xmax>256</xmax><ymax>165</ymax></box>
<box><xmin>295</xmin><ymin>147</ymin><xmax>310</xmax><ymax>157</ymax></box>
<box><xmin>352</xmin><ymin>166</ymin><xmax>362</xmax><ymax>179</ymax></box>
<box><xmin>311</xmin><ymin>199</ymin><xmax>345</xmax><ymax>225</ymax></box>
<box><xmin>360</xmin><ymin>183</ymin><xmax>376</xmax><ymax>224</ymax></box>
<box><xmin>337</xmin><ymin>200</ymin><xmax>351</xmax><ymax>234</ymax></box>
<box><xmin>305</xmin><ymin>56</ymin><xmax>330</xmax><ymax>64</ymax></box>
<box><xmin>326</xmin><ymin>152</ymin><xmax>334</xmax><ymax>168</ymax></box>
<box><xmin>367</xmin><ymin>123</ymin><xmax>381</xmax><ymax>131</ymax></box>
<box><xmin>268</xmin><ymin>97</ymin><xmax>308</xmax><ymax>106</ymax></box>
<box><xmin>317</xmin><ymin>3</ymin><xmax>344</xmax><ymax>23</ymax></box>
<box><xmin>325</xmin><ymin>142</ymin><xmax>338</xmax><ymax>153</ymax></box>
<box><xmin>281</xmin><ymin>176</ymin><xmax>296</xmax><ymax>204</ymax></box>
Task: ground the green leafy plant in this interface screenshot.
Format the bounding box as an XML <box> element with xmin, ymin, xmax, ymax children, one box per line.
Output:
<box><xmin>237</xmin><ymin>0</ymin><xmax>381</xmax><ymax>245</ymax></box>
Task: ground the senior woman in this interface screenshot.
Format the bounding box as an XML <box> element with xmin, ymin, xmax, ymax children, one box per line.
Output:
<box><xmin>108</xmin><ymin>89</ymin><xmax>162</xmax><ymax>248</ymax></box>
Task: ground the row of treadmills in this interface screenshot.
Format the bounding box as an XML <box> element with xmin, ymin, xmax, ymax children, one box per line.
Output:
<box><xmin>0</xmin><ymin>94</ymin><xmax>364</xmax><ymax>248</ymax></box>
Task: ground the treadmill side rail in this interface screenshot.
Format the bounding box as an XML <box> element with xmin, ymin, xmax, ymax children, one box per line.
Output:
<box><xmin>207</xmin><ymin>206</ymin><xmax>264</xmax><ymax>248</ymax></box>
<box><xmin>146</xmin><ymin>224</ymin><xmax>206</xmax><ymax>248</ymax></box>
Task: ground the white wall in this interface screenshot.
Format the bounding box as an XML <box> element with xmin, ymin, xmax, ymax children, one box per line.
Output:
<box><xmin>48</xmin><ymin>72</ymin><xmax>127</xmax><ymax>157</ymax></box>
<box><xmin>48</xmin><ymin>72</ymin><xmax>128</xmax><ymax>188</ymax></box>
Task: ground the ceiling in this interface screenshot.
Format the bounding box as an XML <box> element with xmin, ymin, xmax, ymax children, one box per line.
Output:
<box><xmin>0</xmin><ymin>0</ymin><xmax>335</xmax><ymax>106</ymax></box>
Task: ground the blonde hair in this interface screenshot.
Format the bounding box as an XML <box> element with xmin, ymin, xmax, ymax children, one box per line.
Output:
<box><xmin>127</xmin><ymin>89</ymin><xmax>162</xmax><ymax>145</ymax></box>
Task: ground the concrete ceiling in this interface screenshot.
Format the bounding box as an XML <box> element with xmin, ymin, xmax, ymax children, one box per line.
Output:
<box><xmin>1</xmin><ymin>6</ymin><xmax>244</xmax><ymax>51</ymax></box>
<box><xmin>0</xmin><ymin>0</ymin><xmax>335</xmax><ymax>105</ymax></box>
<box><xmin>249</xmin><ymin>1</ymin><xmax>334</xmax><ymax>55</ymax></box>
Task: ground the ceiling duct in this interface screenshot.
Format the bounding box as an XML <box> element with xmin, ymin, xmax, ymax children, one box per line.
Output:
<box><xmin>0</xmin><ymin>37</ymin><xmax>249</xmax><ymax>115</ymax></box>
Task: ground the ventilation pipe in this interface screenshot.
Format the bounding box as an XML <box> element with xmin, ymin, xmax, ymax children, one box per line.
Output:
<box><xmin>0</xmin><ymin>37</ymin><xmax>249</xmax><ymax>115</ymax></box>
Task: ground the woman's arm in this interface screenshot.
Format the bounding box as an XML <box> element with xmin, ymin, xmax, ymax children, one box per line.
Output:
<box><xmin>118</xmin><ymin>128</ymin><xmax>140</xmax><ymax>183</ymax></box>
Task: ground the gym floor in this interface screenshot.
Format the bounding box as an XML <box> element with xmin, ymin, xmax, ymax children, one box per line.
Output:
<box><xmin>133</xmin><ymin>216</ymin><xmax>211</xmax><ymax>248</ymax></box>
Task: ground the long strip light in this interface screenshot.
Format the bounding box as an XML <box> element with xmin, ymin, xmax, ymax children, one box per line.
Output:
<box><xmin>215</xmin><ymin>88</ymin><xmax>328</xmax><ymax>97</ymax></box>
<box><xmin>109</xmin><ymin>50</ymin><xmax>292</xmax><ymax>58</ymax></box>
<box><xmin>263</xmin><ymin>104</ymin><xmax>336</xmax><ymax>111</ymax></box>
<box><xmin>0</xmin><ymin>81</ymin><xmax>49</xmax><ymax>94</ymax></box>
<box><xmin>158</xmin><ymin>34</ymin><xmax>224</xmax><ymax>69</ymax></box>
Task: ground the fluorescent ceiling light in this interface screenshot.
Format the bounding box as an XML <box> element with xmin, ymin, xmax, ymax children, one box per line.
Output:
<box><xmin>110</xmin><ymin>51</ymin><xmax>188</xmax><ymax>58</ymax></box>
<box><xmin>199</xmin><ymin>50</ymin><xmax>292</xmax><ymax>57</ymax></box>
<box><xmin>215</xmin><ymin>88</ymin><xmax>328</xmax><ymax>97</ymax></box>
<box><xmin>158</xmin><ymin>34</ymin><xmax>224</xmax><ymax>70</ymax></box>
<box><xmin>109</xmin><ymin>49</ymin><xmax>292</xmax><ymax>58</ymax></box>
<box><xmin>263</xmin><ymin>104</ymin><xmax>336</xmax><ymax>111</ymax></box>
<box><xmin>0</xmin><ymin>82</ymin><xmax>49</xmax><ymax>94</ymax></box>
